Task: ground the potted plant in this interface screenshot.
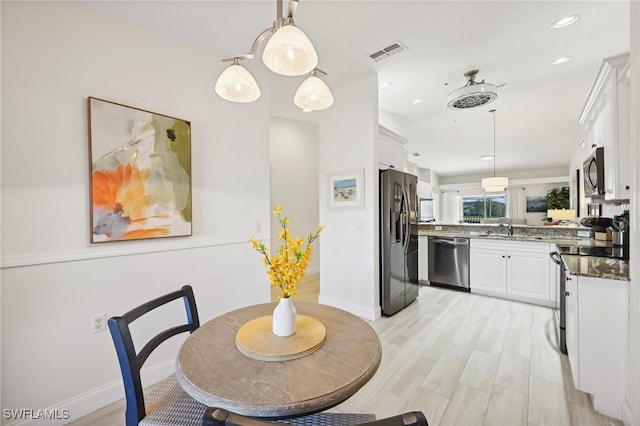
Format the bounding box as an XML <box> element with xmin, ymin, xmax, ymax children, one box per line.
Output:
<box><xmin>546</xmin><ymin>186</ymin><xmax>570</xmax><ymax>209</ymax></box>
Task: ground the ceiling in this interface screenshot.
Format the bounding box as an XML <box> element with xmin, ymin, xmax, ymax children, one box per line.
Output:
<box><xmin>77</xmin><ymin>1</ymin><xmax>630</xmax><ymax>178</ymax></box>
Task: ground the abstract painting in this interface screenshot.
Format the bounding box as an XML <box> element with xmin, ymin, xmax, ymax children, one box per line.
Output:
<box><xmin>88</xmin><ymin>97</ymin><xmax>192</xmax><ymax>243</ymax></box>
<box><xmin>328</xmin><ymin>169</ymin><xmax>364</xmax><ymax>209</ymax></box>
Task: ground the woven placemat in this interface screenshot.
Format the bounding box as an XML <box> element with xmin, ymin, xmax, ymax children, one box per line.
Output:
<box><xmin>235</xmin><ymin>315</ymin><xmax>326</xmax><ymax>361</ymax></box>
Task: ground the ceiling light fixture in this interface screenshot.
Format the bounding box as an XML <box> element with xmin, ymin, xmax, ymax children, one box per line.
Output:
<box><xmin>411</xmin><ymin>99</ymin><xmax>423</xmax><ymax>105</ymax></box>
<box><xmin>447</xmin><ymin>69</ymin><xmax>498</xmax><ymax>110</ymax></box>
<box><xmin>294</xmin><ymin>68</ymin><xmax>334</xmax><ymax>111</ymax></box>
<box><xmin>481</xmin><ymin>109</ymin><xmax>509</xmax><ymax>192</ymax></box>
<box><xmin>214</xmin><ymin>0</ymin><xmax>332</xmax><ymax>109</ymax></box>
<box><xmin>551</xmin><ymin>15</ymin><xmax>579</xmax><ymax>29</ymax></box>
<box><xmin>379</xmin><ymin>82</ymin><xmax>393</xmax><ymax>89</ymax></box>
<box><xmin>480</xmin><ymin>155</ymin><xmax>494</xmax><ymax>161</ymax></box>
<box><xmin>552</xmin><ymin>57</ymin><xmax>572</xmax><ymax>65</ymax></box>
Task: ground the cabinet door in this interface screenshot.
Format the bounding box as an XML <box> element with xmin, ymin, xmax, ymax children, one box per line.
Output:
<box><xmin>506</xmin><ymin>250</ymin><xmax>550</xmax><ymax>301</ymax></box>
<box><xmin>605</xmin><ymin>68</ymin><xmax>631</xmax><ymax>201</ymax></box>
<box><xmin>565</xmin><ymin>274</ymin><xmax>580</xmax><ymax>389</ymax></box>
<box><xmin>470</xmin><ymin>248</ymin><xmax>506</xmax><ymax>294</ymax></box>
<box><xmin>577</xmin><ymin>276</ymin><xmax>627</xmax><ymax>406</ymax></box>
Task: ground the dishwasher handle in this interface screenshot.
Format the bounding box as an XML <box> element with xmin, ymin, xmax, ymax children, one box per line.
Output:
<box><xmin>430</xmin><ymin>238</ymin><xmax>469</xmax><ymax>245</ymax></box>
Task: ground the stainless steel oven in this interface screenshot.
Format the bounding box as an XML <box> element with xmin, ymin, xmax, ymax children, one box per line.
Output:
<box><xmin>549</xmin><ymin>251</ymin><xmax>567</xmax><ymax>354</ymax></box>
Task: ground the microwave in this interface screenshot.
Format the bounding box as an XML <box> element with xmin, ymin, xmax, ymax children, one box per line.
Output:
<box><xmin>583</xmin><ymin>147</ymin><xmax>604</xmax><ymax>199</ymax></box>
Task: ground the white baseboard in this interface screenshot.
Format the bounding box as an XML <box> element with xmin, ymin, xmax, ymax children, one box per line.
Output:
<box><xmin>3</xmin><ymin>361</ymin><xmax>174</xmax><ymax>426</ymax></box>
<box><xmin>318</xmin><ymin>294</ymin><xmax>380</xmax><ymax>321</ymax></box>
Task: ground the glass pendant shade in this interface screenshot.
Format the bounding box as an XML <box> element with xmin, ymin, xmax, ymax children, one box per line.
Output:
<box><xmin>481</xmin><ymin>176</ymin><xmax>509</xmax><ymax>192</ymax></box>
<box><xmin>214</xmin><ymin>62</ymin><xmax>261</xmax><ymax>103</ymax></box>
<box><xmin>262</xmin><ymin>25</ymin><xmax>318</xmax><ymax>76</ymax></box>
<box><xmin>294</xmin><ymin>74</ymin><xmax>334</xmax><ymax>111</ymax></box>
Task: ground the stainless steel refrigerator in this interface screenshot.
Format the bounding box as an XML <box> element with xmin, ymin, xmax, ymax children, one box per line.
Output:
<box><xmin>380</xmin><ymin>169</ymin><xmax>419</xmax><ymax>316</ymax></box>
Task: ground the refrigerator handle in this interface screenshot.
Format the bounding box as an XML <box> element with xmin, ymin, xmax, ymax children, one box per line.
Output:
<box><xmin>402</xmin><ymin>186</ymin><xmax>410</xmax><ymax>253</ymax></box>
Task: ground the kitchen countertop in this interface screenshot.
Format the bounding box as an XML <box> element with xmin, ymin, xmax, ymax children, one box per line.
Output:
<box><xmin>561</xmin><ymin>255</ymin><xmax>629</xmax><ymax>281</ymax></box>
<box><xmin>418</xmin><ymin>228</ymin><xmax>630</xmax><ymax>281</ymax></box>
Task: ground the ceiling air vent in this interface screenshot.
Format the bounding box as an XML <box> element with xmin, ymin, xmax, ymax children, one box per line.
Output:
<box><xmin>368</xmin><ymin>41</ymin><xmax>407</xmax><ymax>62</ymax></box>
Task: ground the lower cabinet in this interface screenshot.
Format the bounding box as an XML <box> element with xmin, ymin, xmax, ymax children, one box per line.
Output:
<box><xmin>470</xmin><ymin>239</ymin><xmax>552</xmax><ymax>305</ymax></box>
<box><xmin>565</xmin><ymin>273</ymin><xmax>627</xmax><ymax>420</ymax></box>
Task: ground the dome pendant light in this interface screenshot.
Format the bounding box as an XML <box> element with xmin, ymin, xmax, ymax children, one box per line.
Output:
<box><xmin>263</xmin><ymin>25</ymin><xmax>318</xmax><ymax>76</ymax></box>
<box><xmin>294</xmin><ymin>69</ymin><xmax>333</xmax><ymax>111</ymax></box>
<box><xmin>481</xmin><ymin>109</ymin><xmax>509</xmax><ymax>192</ymax></box>
<box><xmin>214</xmin><ymin>58</ymin><xmax>261</xmax><ymax>103</ymax></box>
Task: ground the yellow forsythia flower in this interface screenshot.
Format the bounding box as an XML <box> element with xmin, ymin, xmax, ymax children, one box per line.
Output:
<box><xmin>249</xmin><ymin>206</ymin><xmax>323</xmax><ymax>299</ymax></box>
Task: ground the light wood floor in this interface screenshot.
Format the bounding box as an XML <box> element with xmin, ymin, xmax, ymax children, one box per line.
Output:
<box><xmin>71</xmin><ymin>277</ymin><xmax>621</xmax><ymax>426</ymax></box>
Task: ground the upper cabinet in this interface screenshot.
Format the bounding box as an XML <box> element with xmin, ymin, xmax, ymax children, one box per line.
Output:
<box><xmin>579</xmin><ymin>53</ymin><xmax>631</xmax><ymax>203</ymax></box>
<box><xmin>378</xmin><ymin>125</ymin><xmax>409</xmax><ymax>172</ymax></box>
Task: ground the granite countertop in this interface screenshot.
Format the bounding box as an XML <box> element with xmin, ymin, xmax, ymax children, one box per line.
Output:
<box><xmin>561</xmin><ymin>254</ymin><xmax>629</xmax><ymax>281</ymax></box>
<box><xmin>417</xmin><ymin>225</ymin><xmax>630</xmax><ymax>281</ymax></box>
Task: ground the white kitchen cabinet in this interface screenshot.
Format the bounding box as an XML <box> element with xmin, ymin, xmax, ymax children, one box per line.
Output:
<box><xmin>564</xmin><ymin>273</ymin><xmax>628</xmax><ymax>420</ymax></box>
<box><xmin>469</xmin><ymin>246</ymin><xmax>507</xmax><ymax>294</ymax></box>
<box><xmin>470</xmin><ymin>239</ymin><xmax>552</xmax><ymax>306</ymax></box>
<box><xmin>579</xmin><ymin>53</ymin><xmax>631</xmax><ymax>202</ymax></box>
<box><xmin>506</xmin><ymin>249</ymin><xmax>550</xmax><ymax>301</ymax></box>
<box><xmin>378</xmin><ymin>125</ymin><xmax>408</xmax><ymax>171</ymax></box>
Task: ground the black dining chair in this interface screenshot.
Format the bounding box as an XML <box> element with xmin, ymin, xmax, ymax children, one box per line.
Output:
<box><xmin>108</xmin><ymin>285</ymin><xmax>208</xmax><ymax>426</ymax></box>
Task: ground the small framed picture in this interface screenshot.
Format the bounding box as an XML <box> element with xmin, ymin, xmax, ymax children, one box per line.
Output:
<box><xmin>526</xmin><ymin>196</ymin><xmax>547</xmax><ymax>213</ymax></box>
<box><xmin>328</xmin><ymin>169</ymin><xmax>364</xmax><ymax>210</ymax></box>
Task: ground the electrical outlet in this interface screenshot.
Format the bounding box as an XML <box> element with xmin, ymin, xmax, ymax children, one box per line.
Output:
<box><xmin>91</xmin><ymin>313</ymin><xmax>107</xmax><ymax>334</ymax></box>
<box><xmin>253</xmin><ymin>221</ymin><xmax>261</xmax><ymax>233</ymax></box>
<box><xmin>435</xmin><ymin>225</ymin><xmax>443</xmax><ymax>231</ymax></box>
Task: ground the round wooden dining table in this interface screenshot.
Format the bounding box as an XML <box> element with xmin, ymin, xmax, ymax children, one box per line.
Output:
<box><xmin>175</xmin><ymin>302</ymin><xmax>381</xmax><ymax>418</ymax></box>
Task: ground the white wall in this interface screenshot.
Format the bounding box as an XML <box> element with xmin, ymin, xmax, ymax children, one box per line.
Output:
<box><xmin>1</xmin><ymin>2</ymin><xmax>271</xmax><ymax>424</ymax></box>
<box><xmin>624</xmin><ymin>1</ymin><xmax>639</xmax><ymax>424</ymax></box>
<box><xmin>270</xmin><ymin>118</ymin><xmax>320</xmax><ymax>276</ymax></box>
<box><xmin>318</xmin><ymin>72</ymin><xmax>380</xmax><ymax>320</ymax></box>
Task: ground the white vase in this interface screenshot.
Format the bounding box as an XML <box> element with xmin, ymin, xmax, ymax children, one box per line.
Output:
<box><xmin>272</xmin><ymin>297</ymin><xmax>297</xmax><ymax>337</ymax></box>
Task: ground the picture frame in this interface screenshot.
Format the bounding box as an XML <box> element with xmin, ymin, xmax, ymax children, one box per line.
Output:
<box><xmin>526</xmin><ymin>196</ymin><xmax>547</xmax><ymax>213</ymax></box>
<box><xmin>328</xmin><ymin>169</ymin><xmax>364</xmax><ymax>210</ymax></box>
<box><xmin>88</xmin><ymin>97</ymin><xmax>192</xmax><ymax>243</ymax></box>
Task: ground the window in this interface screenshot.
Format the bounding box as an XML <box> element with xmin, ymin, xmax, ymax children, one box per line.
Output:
<box><xmin>462</xmin><ymin>194</ymin><xmax>506</xmax><ymax>223</ymax></box>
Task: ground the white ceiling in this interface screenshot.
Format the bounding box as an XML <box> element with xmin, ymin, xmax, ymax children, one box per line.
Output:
<box><xmin>77</xmin><ymin>1</ymin><xmax>630</xmax><ymax>178</ymax></box>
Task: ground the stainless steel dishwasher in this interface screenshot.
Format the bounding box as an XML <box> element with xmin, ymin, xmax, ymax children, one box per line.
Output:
<box><xmin>428</xmin><ymin>236</ymin><xmax>470</xmax><ymax>291</ymax></box>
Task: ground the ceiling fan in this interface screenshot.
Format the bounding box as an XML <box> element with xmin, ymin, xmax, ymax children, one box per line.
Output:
<box><xmin>447</xmin><ymin>69</ymin><xmax>505</xmax><ymax>110</ymax></box>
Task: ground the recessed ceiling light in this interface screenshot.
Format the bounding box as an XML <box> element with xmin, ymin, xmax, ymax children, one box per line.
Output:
<box><xmin>552</xmin><ymin>57</ymin><xmax>572</xmax><ymax>65</ymax></box>
<box><xmin>411</xmin><ymin>99</ymin><xmax>423</xmax><ymax>105</ymax></box>
<box><xmin>551</xmin><ymin>15</ymin><xmax>579</xmax><ymax>29</ymax></box>
<box><xmin>379</xmin><ymin>82</ymin><xmax>392</xmax><ymax>89</ymax></box>
<box><xmin>480</xmin><ymin>155</ymin><xmax>494</xmax><ymax>161</ymax></box>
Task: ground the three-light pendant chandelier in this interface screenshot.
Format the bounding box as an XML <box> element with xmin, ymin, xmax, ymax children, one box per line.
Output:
<box><xmin>481</xmin><ymin>109</ymin><xmax>509</xmax><ymax>192</ymax></box>
<box><xmin>214</xmin><ymin>0</ymin><xmax>334</xmax><ymax>111</ymax></box>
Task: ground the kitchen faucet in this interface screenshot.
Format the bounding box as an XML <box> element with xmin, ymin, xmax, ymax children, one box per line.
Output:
<box><xmin>498</xmin><ymin>221</ymin><xmax>514</xmax><ymax>236</ymax></box>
